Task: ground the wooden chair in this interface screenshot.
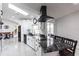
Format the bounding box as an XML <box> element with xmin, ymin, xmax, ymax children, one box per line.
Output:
<box><xmin>46</xmin><ymin>35</ymin><xmax>77</xmax><ymax>56</ymax></box>
<box><xmin>59</xmin><ymin>37</ymin><xmax>77</xmax><ymax>56</ymax></box>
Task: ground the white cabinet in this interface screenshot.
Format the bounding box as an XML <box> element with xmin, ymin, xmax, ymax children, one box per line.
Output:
<box><xmin>27</xmin><ymin>36</ymin><xmax>35</xmax><ymax>49</ymax></box>
<box><xmin>27</xmin><ymin>35</ymin><xmax>42</xmax><ymax>56</ymax></box>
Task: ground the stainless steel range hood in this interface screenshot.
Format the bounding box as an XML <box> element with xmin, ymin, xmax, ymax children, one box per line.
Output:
<box><xmin>38</xmin><ymin>6</ymin><xmax>54</xmax><ymax>22</ymax></box>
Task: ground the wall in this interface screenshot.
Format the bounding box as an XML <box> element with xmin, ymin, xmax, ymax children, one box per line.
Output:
<box><xmin>54</xmin><ymin>11</ymin><xmax>79</xmax><ymax>56</ymax></box>
<box><xmin>21</xmin><ymin>20</ymin><xmax>33</xmax><ymax>42</ymax></box>
<box><xmin>3</xmin><ymin>20</ymin><xmax>17</xmax><ymax>32</ymax></box>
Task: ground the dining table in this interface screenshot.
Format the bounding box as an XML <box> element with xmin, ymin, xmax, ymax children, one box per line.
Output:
<box><xmin>0</xmin><ymin>31</ymin><xmax>13</xmax><ymax>39</ymax></box>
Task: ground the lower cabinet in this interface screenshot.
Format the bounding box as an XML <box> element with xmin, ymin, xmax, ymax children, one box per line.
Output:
<box><xmin>27</xmin><ymin>35</ymin><xmax>42</xmax><ymax>56</ymax></box>
<box><xmin>27</xmin><ymin>36</ymin><xmax>35</xmax><ymax>49</ymax></box>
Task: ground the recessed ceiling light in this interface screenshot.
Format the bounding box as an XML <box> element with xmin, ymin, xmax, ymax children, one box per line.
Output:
<box><xmin>8</xmin><ymin>4</ymin><xmax>28</xmax><ymax>16</ymax></box>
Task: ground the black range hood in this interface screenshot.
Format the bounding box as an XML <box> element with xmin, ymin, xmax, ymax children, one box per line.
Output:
<box><xmin>38</xmin><ymin>6</ymin><xmax>54</xmax><ymax>22</ymax></box>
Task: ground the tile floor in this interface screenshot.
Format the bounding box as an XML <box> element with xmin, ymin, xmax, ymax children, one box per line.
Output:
<box><xmin>0</xmin><ymin>37</ymin><xmax>36</xmax><ymax>56</ymax></box>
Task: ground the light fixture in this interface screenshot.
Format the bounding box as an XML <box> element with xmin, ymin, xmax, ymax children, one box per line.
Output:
<box><xmin>8</xmin><ymin>4</ymin><xmax>28</xmax><ymax>16</ymax></box>
<box><xmin>72</xmin><ymin>3</ymin><xmax>79</xmax><ymax>5</ymax></box>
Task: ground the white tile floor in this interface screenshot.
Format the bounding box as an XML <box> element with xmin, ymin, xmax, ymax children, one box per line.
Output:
<box><xmin>0</xmin><ymin>37</ymin><xmax>36</xmax><ymax>56</ymax></box>
<box><xmin>1</xmin><ymin>43</ymin><xmax>36</xmax><ymax>56</ymax></box>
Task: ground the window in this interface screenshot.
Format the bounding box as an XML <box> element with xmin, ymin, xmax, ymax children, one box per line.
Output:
<box><xmin>47</xmin><ymin>22</ymin><xmax>54</xmax><ymax>46</ymax></box>
<box><xmin>47</xmin><ymin>22</ymin><xmax>54</xmax><ymax>34</ymax></box>
<box><xmin>33</xmin><ymin>25</ymin><xmax>39</xmax><ymax>34</ymax></box>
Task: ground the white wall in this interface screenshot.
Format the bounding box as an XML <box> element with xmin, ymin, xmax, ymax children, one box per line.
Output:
<box><xmin>1</xmin><ymin>20</ymin><xmax>17</xmax><ymax>32</ymax></box>
<box><xmin>54</xmin><ymin>11</ymin><xmax>79</xmax><ymax>56</ymax></box>
<box><xmin>21</xmin><ymin>20</ymin><xmax>33</xmax><ymax>42</ymax></box>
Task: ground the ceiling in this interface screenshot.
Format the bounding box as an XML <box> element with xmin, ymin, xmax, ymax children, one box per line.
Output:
<box><xmin>22</xmin><ymin>3</ymin><xmax>79</xmax><ymax>19</ymax></box>
<box><xmin>2</xmin><ymin>3</ymin><xmax>79</xmax><ymax>23</ymax></box>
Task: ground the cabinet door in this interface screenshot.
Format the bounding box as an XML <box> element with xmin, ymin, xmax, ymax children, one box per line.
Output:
<box><xmin>27</xmin><ymin>36</ymin><xmax>35</xmax><ymax>49</ymax></box>
<box><xmin>30</xmin><ymin>37</ymin><xmax>33</xmax><ymax>48</ymax></box>
<box><xmin>31</xmin><ymin>37</ymin><xmax>35</xmax><ymax>49</ymax></box>
<box><xmin>29</xmin><ymin>37</ymin><xmax>32</xmax><ymax>47</ymax></box>
<box><xmin>27</xmin><ymin>36</ymin><xmax>30</xmax><ymax>46</ymax></box>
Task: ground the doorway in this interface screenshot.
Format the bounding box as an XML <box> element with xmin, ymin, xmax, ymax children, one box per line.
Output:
<box><xmin>18</xmin><ymin>25</ymin><xmax>21</xmax><ymax>42</ymax></box>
